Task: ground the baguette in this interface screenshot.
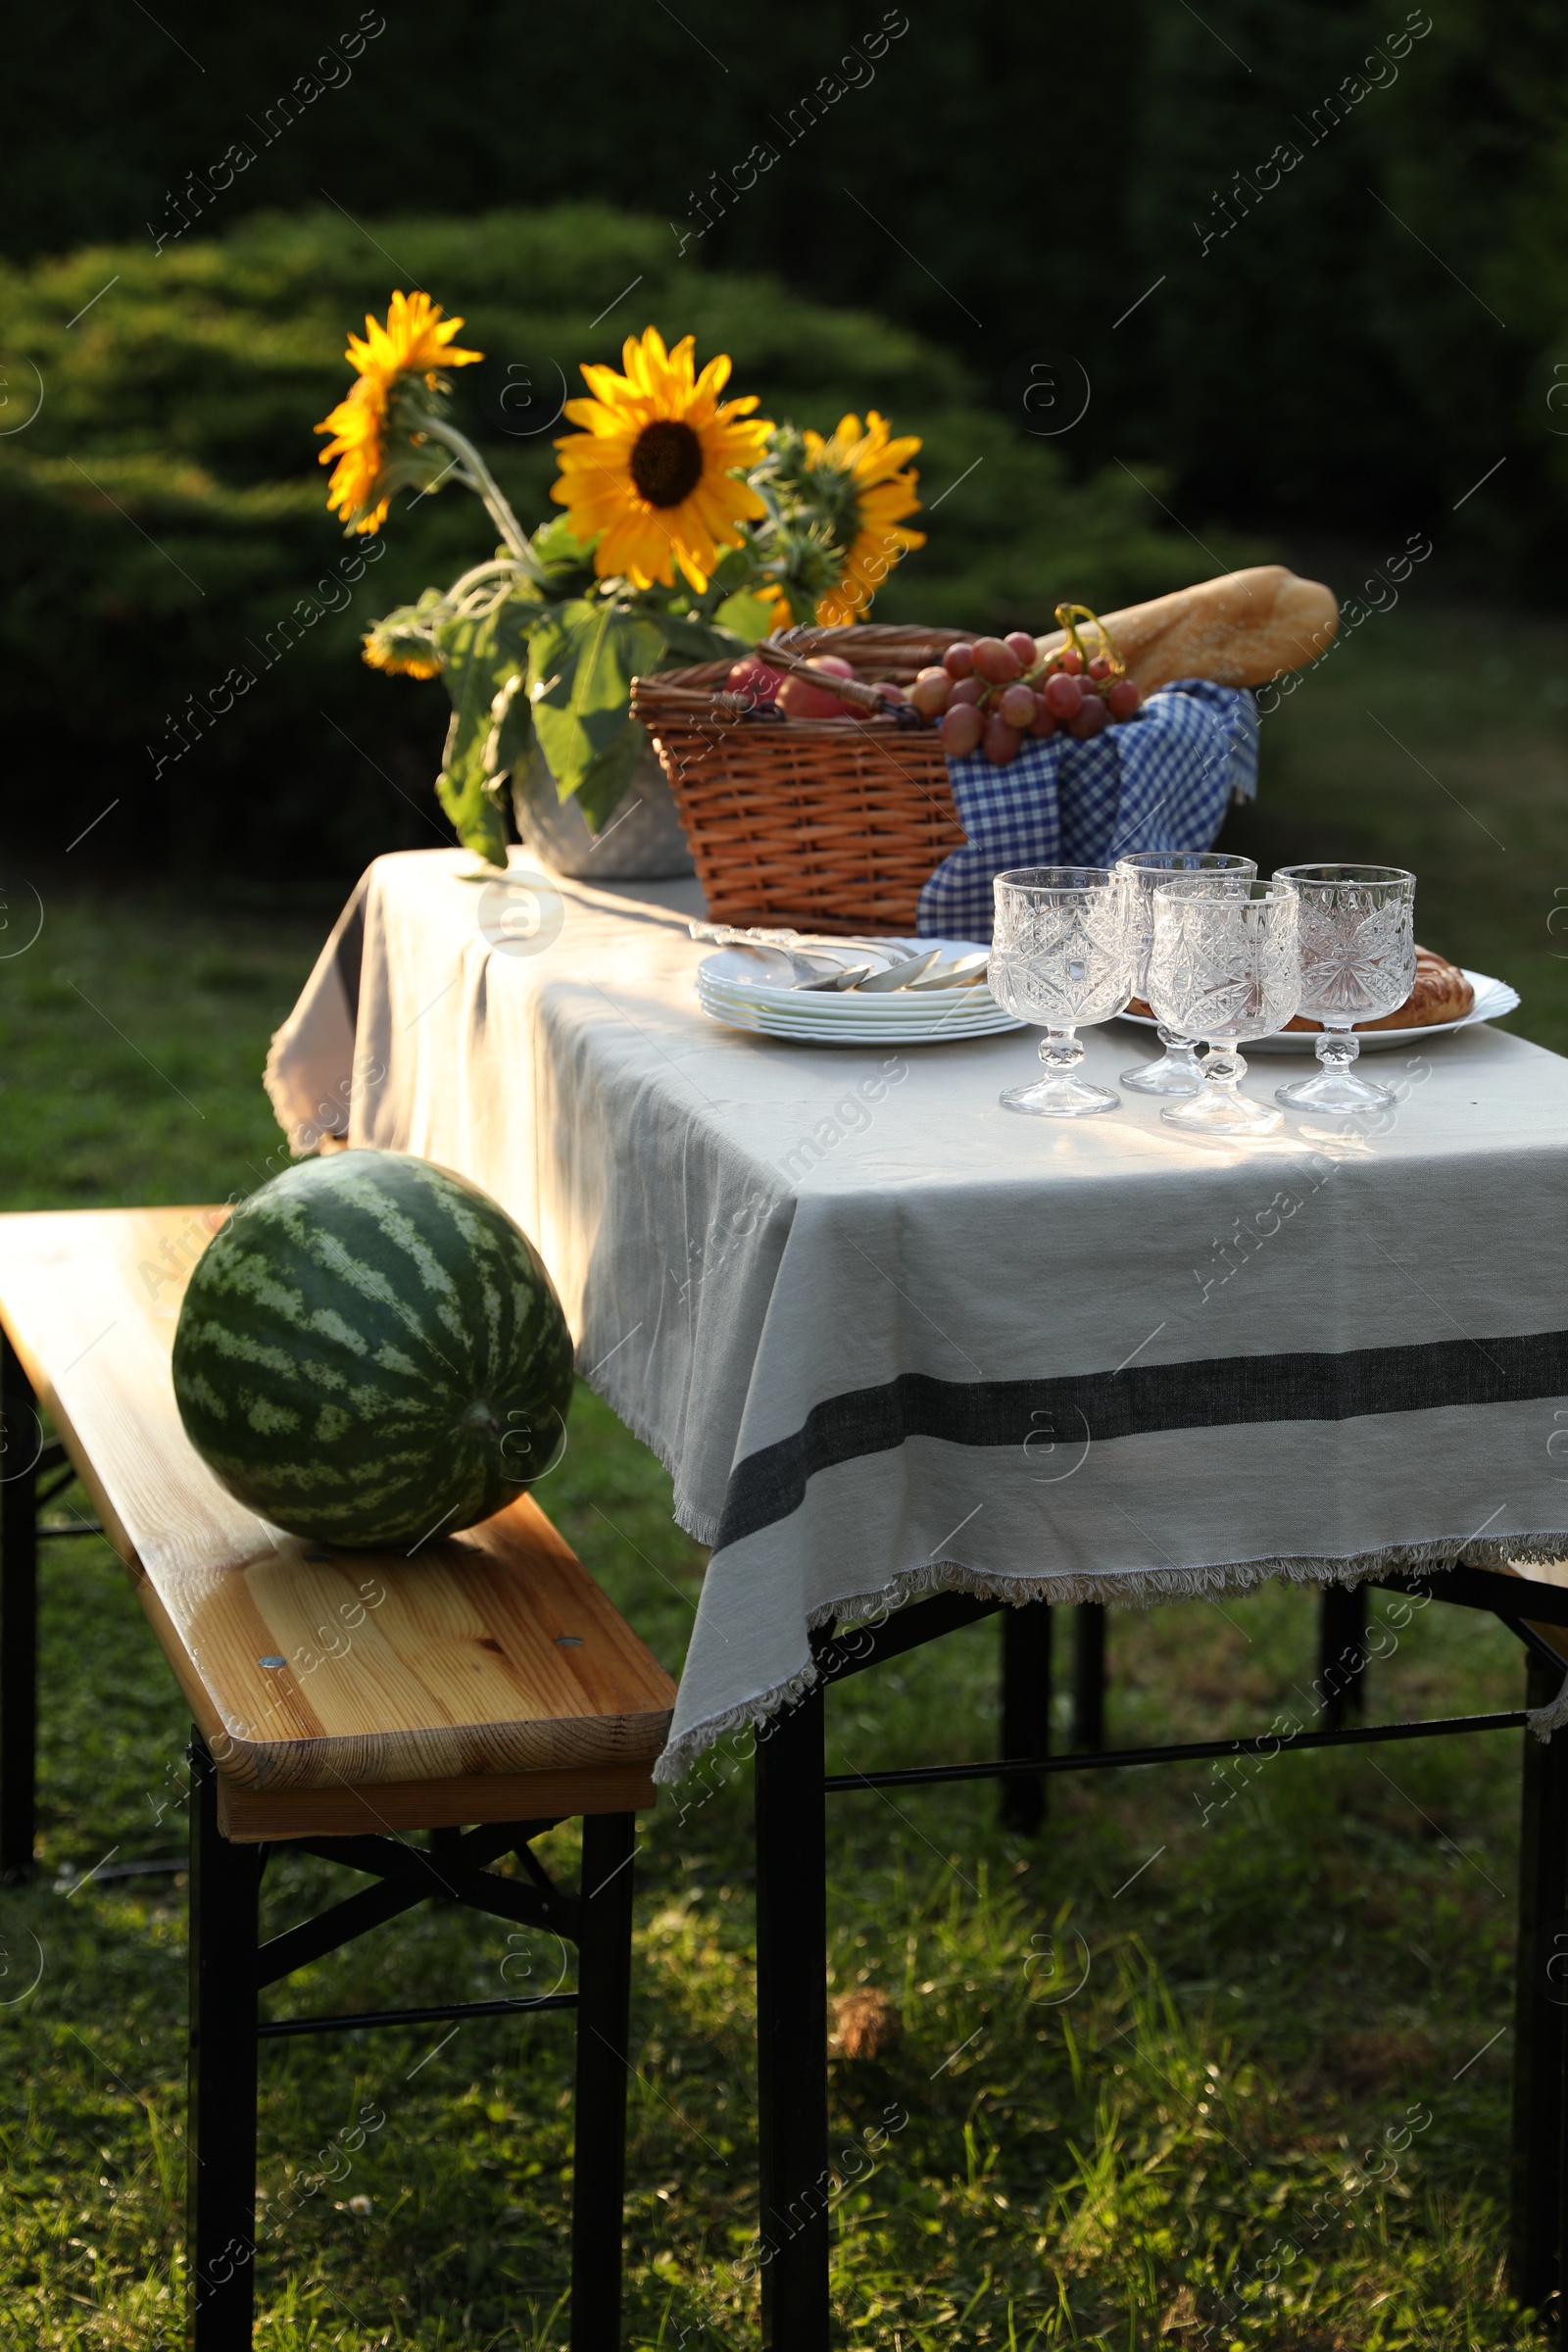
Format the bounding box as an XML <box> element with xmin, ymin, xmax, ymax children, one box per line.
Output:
<box><xmin>1035</xmin><ymin>565</ymin><xmax>1338</xmax><ymax>693</ymax></box>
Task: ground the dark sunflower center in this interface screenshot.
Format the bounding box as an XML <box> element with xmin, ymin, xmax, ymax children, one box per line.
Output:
<box><xmin>630</xmin><ymin>418</ymin><xmax>705</xmax><ymax>508</ymax></box>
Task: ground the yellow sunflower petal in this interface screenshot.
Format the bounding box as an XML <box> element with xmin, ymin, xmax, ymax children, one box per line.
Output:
<box><xmin>575</xmin><ymin>364</ymin><xmax>640</xmax><ymax>414</ymax></box>
<box><xmin>691</xmin><ymin>351</ymin><xmax>734</xmax><ymax>406</ymax></box>
<box><xmin>756</xmin><ymin>581</ymin><xmax>795</xmax><ymax>630</ymax></box>
<box><xmin>624</xmin><ymin>324</ymin><xmax>668</xmax><ymax>379</ymax></box>
<box><xmin>600</xmin><ymin>507</ymin><xmax>679</xmax><ymax>587</ymax></box>
<box><xmin>347</xmin><ymin>290</ymin><xmax>483</xmax><ymax>389</ymax></box>
<box><xmin>315</xmin><ymin>376</ymin><xmax>391</xmax><ymax>533</ymax></box>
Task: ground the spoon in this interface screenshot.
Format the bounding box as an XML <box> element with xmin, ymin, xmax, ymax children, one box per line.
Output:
<box><xmin>798</xmin><ymin>963</ymin><xmax>877</xmax><ymax>991</ymax></box>
<box><xmin>852</xmin><ymin>949</ymin><xmax>942</xmax><ymax>993</ymax></box>
<box><xmin>902</xmin><ymin>953</ymin><xmax>992</xmax><ymax>991</ymax></box>
<box><xmin>721</xmin><ymin>941</ymin><xmax>868</xmax><ymax>987</ymax></box>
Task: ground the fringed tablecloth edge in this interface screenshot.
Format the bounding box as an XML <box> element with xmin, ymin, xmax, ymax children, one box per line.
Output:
<box><xmin>651</xmin><ymin>1530</ymin><xmax>1568</xmax><ymax>1783</ymax></box>
<box><xmin>585</xmin><ymin>1368</ymin><xmax>723</xmax><ymax>1549</ymax></box>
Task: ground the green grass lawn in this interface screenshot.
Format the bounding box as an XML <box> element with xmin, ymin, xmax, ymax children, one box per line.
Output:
<box><xmin>1</xmin><ymin>588</ymin><xmax>1565</xmax><ymax>2348</ymax></box>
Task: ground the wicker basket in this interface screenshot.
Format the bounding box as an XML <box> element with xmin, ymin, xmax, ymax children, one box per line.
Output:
<box><xmin>630</xmin><ymin>623</ymin><xmax>969</xmax><ymax>934</ymax></box>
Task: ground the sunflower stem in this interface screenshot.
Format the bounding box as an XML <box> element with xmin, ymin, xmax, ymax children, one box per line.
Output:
<box><xmin>407</xmin><ymin>410</ymin><xmax>543</xmax><ymax>579</ymax></box>
<box><xmin>445</xmin><ymin>556</ymin><xmax>525</xmax><ymax>613</ymax></box>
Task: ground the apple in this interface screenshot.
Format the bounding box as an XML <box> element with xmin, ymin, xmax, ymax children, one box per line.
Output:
<box><xmin>726</xmin><ymin>656</ymin><xmax>785</xmax><ymax>706</ymax></box>
<box><xmin>778</xmin><ymin>655</ymin><xmax>857</xmax><ymax>720</ymax></box>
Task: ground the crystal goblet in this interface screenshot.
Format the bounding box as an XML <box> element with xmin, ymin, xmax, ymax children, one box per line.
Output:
<box><xmin>1147</xmin><ymin>882</ymin><xmax>1301</xmax><ymax>1137</ymax></box>
<box><xmin>988</xmin><ymin>866</ymin><xmax>1133</xmax><ymax>1117</ymax></box>
<box><xmin>1271</xmin><ymin>863</ymin><xmax>1417</xmax><ymax>1114</ymax></box>
<box><xmin>1114</xmin><ymin>852</ymin><xmax>1258</xmax><ymax>1096</ymax></box>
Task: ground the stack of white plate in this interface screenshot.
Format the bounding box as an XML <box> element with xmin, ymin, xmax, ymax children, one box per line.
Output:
<box><xmin>696</xmin><ymin>939</ymin><xmax>1023</xmax><ymax>1046</ymax></box>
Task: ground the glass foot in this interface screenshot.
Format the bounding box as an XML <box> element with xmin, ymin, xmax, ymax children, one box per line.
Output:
<box><xmin>1160</xmin><ymin>1088</ymin><xmax>1282</xmax><ymax>1137</ymax></box>
<box><xmin>1275</xmin><ymin>1064</ymin><xmax>1395</xmax><ymax>1112</ymax></box>
<box><xmin>1159</xmin><ymin>1045</ymin><xmax>1281</xmax><ymax>1136</ymax></box>
<box><xmin>1121</xmin><ymin>1052</ymin><xmax>1205</xmax><ymax>1097</ymax></box>
<box><xmin>1003</xmin><ymin>1026</ymin><xmax>1119</xmax><ymax>1116</ymax></box>
<box><xmin>1121</xmin><ymin>1027</ymin><xmax>1204</xmax><ymax>1098</ymax></box>
<box><xmin>1003</xmin><ymin>1073</ymin><xmax>1120</xmax><ymax>1117</ymax></box>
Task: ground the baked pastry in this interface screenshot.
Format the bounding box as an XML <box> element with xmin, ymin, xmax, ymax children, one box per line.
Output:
<box><xmin>1033</xmin><ymin>565</ymin><xmax>1339</xmax><ymax>693</ymax></box>
<box><xmin>1126</xmin><ymin>947</ymin><xmax>1474</xmax><ymax>1032</ymax></box>
<box><xmin>1282</xmin><ymin>946</ymin><xmax>1473</xmax><ymax>1032</ymax></box>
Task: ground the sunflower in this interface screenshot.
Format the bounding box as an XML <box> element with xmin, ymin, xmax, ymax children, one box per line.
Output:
<box><xmin>549</xmin><ymin>326</ymin><xmax>772</xmax><ymax>593</ymax></box>
<box><xmin>361</xmin><ymin>612</ymin><xmax>441</xmax><ymax>679</ymax></box>
<box><xmin>799</xmin><ymin>411</ymin><xmax>925</xmax><ymax>625</ymax></box>
<box><xmin>344</xmin><ymin>289</ymin><xmax>483</xmax><ymax>402</ymax></box>
<box><xmin>316</xmin><ymin>293</ymin><xmax>482</xmax><ymax>535</ymax></box>
<box><xmin>363</xmin><ymin>635</ymin><xmax>440</xmax><ymax>679</ymax></box>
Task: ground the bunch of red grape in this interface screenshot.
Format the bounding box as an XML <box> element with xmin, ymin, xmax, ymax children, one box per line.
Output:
<box><xmin>909</xmin><ymin>632</ymin><xmax>1143</xmax><ymax>764</ymax></box>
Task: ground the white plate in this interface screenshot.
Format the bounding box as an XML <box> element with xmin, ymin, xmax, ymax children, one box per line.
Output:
<box><xmin>698</xmin><ymin>981</ymin><xmax>1004</xmax><ymax>1027</ymax></box>
<box><xmin>696</xmin><ymin>939</ymin><xmax>1023</xmax><ymax>1044</ymax></box>
<box><xmin>698</xmin><ymin>997</ymin><xmax>1022</xmax><ymax>1046</ymax></box>
<box><xmin>1114</xmin><ymin>968</ymin><xmax>1519</xmax><ymax>1054</ymax></box>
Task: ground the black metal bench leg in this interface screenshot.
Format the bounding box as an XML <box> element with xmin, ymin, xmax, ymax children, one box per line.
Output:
<box><xmin>1072</xmin><ymin>1602</ymin><xmax>1106</xmax><ymax>1754</ymax></box>
<box><xmin>571</xmin><ymin>1810</ymin><xmax>636</xmax><ymax>2352</ymax></box>
<box><xmin>1000</xmin><ymin>1602</ymin><xmax>1053</xmax><ymax>1833</ymax></box>
<box><xmin>1510</xmin><ymin>1653</ymin><xmax>1568</xmax><ymax>2319</ymax></box>
<box><xmin>0</xmin><ymin>1329</ymin><xmax>39</xmax><ymax>1882</ymax></box>
<box><xmin>756</xmin><ymin>1687</ymin><xmax>829</xmax><ymax>2351</ymax></box>
<box><xmin>1317</xmin><ymin>1581</ymin><xmax>1369</xmax><ymax>1728</ymax></box>
<box><xmin>188</xmin><ymin>1734</ymin><xmax>261</xmax><ymax>2352</ymax></box>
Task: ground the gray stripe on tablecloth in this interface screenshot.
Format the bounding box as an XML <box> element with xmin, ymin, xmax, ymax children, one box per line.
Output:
<box><xmin>711</xmin><ymin>1329</ymin><xmax>1568</xmax><ymax>1552</ymax></box>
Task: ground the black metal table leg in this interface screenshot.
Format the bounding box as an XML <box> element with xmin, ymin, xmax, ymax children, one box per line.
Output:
<box><xmin>571</xmin><ymin>1810</ymin><xmax>636</xmax><ymax>2352</ymax></box>
<box><xmin>1318</xmin><ymin>1581</ymin><xmax>1369</xmax><ymax>1728</ymax></box>
<box><xmin>1072</xmin><ymin>1603</ymin><xmax>1106</xmax><ymax>1754</ymax></box>
<box><xmin>756</xmin><ymin>1687</ymin><xmax>829</xmax><ymax>2351</ymax></box>
<box><xmin>0</xmin><ymin>1329</ymin><xmax>39</xmax><ymax>1881</ymax></box>
<box><xmin>188</xmin><ymin>1734</ymin><xmax>261</xmax><ymax>2351</ymax></box>
<box><xmin>1000</xmin><ymin>1602</ymin><xmax>1053</xmax><ymax>1834</ymax></box>
<box><xmin>1510</xmin><ymin>1653</ymin><xmax>1568</xmax><ymax>2318</ymax></box>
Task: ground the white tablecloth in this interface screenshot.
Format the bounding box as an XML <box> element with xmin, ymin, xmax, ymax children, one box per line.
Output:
<box><xmin>268</xmin><ymin>851</ymin><xmax>1568</xmax><ymax>1779</ymax></box>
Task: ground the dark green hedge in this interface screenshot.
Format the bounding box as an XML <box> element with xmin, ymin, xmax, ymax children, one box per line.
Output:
<box><xmin>4</xmin><ymin>3</ymin><xmax>1566</xmax><ymax>571</ymax></box>
<box><xmin>0</xmin><ymin>207</ymin><xmax>1231</xmax><ymax>877</ymax></box>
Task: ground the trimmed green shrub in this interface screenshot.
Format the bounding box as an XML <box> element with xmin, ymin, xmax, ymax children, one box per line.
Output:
<box><xmin>4</xmin><ymin>2</ymin><xmax>1566</xmax><ymax>580</ymax></box>
<box><xmin>0</xmin><ymin>206</ymin><xmax>1245</xmax><ymax>878</ymax></box>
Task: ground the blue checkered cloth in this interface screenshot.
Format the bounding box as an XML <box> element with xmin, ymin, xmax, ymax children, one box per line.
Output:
<box><xmin>917</xmin><ymin>679</ymin><xmax>1258</xmax><ymax>941</ymax></box>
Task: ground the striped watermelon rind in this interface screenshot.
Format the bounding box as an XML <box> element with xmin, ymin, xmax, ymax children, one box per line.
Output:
<box><xmin>172</xmin><ymin>1151</ymin><xmax>575</xmax><ymax>1547</ymax></box>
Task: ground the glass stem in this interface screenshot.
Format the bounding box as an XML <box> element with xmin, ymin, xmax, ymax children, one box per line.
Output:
<box><xmin>1154</xmin><ymin>1026</ymin><xmax>1201</xmax><ymax>1072</ymax></box>
<box><xmin>1204</xmin><ymin>1043</ymin><xmax>1246</xmax><ymax>1091</ymax></box>
<box><xmin>1317</xmin><ymin>1023</ymin><xmax>1359</xmax><ymax>1075</ymax></box>
<box><xmin>1039</xmin><ymin>1028</ymin><xmax>1084</xmax><ymax>1074</ymax></box>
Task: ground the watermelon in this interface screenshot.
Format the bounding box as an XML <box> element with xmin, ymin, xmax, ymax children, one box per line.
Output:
<box><xmin>172</xmin><ymin>1151</ymin><xmax>574</xmax><ymax>1547</ymax></box>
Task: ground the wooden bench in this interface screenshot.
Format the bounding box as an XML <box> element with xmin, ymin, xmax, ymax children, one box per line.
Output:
<box><xmin>0</xmin><ymin>1205</ymin><xmax>676</xmax><ymax>2351</ymax></box>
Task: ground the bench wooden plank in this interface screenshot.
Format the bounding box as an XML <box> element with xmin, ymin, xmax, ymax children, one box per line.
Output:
<box><xmin>0</xmin><ymin>1207</ymin><xmax>675</xmax><ymax>1805</ymax></box>
<box><xmin>217</xmin><ymin>1761</ymin><xmax>658</xmax><ymax>1842</ymax></box>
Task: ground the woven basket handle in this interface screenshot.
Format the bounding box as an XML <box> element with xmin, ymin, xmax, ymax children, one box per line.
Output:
<box><xmin>756</xmin><ymin>635</ymin><xmax>890</xmax><ymax>718</ymax></box>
